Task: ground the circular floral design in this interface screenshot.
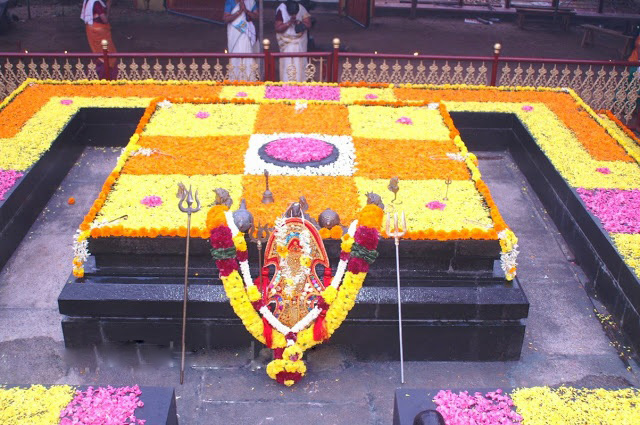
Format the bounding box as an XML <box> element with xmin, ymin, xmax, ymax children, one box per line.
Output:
<box><xmin>264</xmin><ymin>137</ymin><xmax>334</xmax><ymax>164</ymax></box>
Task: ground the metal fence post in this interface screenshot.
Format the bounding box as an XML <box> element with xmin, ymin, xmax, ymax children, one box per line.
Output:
<box><xmin>490</xmin><ymin>43</ymin><xmax>501</xmax><ymax>86</ymax></box>
<box><xmin>263</xmin><ymin>39</ymin><xmax>273</xmax><ymax>81</ymax></box>
<box><xmin>101</xmin><ymin>39</ymin><xmax>111</xmax><ymax>80</ymax></box>
<box><xmin>332</xmin><ymin>38</ymin><xmax>340</xmax><ymax>83</ymax></box>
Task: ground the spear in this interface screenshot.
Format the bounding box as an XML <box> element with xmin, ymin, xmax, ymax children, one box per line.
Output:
<box><xmin>177</xmin><ymin>184</ymin><xmax>201</xmax><ymax>385</ymax></box>
<box><xmin>386</xmin><ymin>211</ymin><xmax>407</xmax><ymax>383</ymax></box>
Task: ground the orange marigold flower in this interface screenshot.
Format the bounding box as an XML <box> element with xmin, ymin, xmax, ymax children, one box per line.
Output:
<box><xmin>330</xmin><ymin>226</ymin><xmax>343</xmax><ymax>239</ymax></box>
<box><xmin>67</xmin><ymin>197</ymin><xmax>75</xmax><ymax>205</ymax></box>
<box><xmin>358</xmin><ymin>204</ymin><xmax>384</xmax><ymax>229</ymax></box>
<box><xmin>206</xmin><ymin>205</ymin><xmax>229</xmax><ymax>230</ymax></box>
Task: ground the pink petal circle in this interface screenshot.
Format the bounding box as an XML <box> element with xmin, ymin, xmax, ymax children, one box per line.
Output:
<box><xmin>60</xmin><ymin>99</ymin><xmax>73</xmax><ymax>105</ymax></box>
<box><xmin>264</xmin><ymin>137</ymin><xmax>333</xmax><ymax>163</ymax></box>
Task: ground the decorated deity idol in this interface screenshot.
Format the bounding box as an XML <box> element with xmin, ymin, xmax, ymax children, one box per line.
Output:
<box><xmin>206</xmin><ymin>197</ymin><xmax>384</xmax><ymax>386</ymax></box>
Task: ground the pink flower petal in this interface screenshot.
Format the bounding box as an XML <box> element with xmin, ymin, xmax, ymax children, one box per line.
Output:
<box><xmin>365</xmin><ymin>93</ymin><xmax>378</xmax><ymax>100</ymax></box>
<box><xmin>265</xmin><ymin>138</ymin><xmax>334</xmax><ymax>163</ymax></box>
<box><xmin>577</xmin><ymin>188</ymin><xmax>640</xmax><ymax>233</ymax></box>
<box><xmin>59</xmin><ymin>385</ymin><xmax>146</xmax><ymax>425</ymax></box>
<box><xmin>195</xmin><ymin>111</ymin><xmax>210</xmax><ymax>119</ymax></box>
<box><xmin>522</xmin><ymin>105</ymin><xmax>533</xmax><ymax>111</ymax></box>
<box><xmin>60</xmin><ymin>99</ymin><xmax>73</xmax><ymax>105</ymax></box>
<box><xmin>0</xmin><ymin>169</ymin><xmax>24</xmax><ymax>201</ymax></box>
<box><xmin>141</xmin><ymin>195</ymin><xmax>163</xmax><ymax>208</ymax></box>
<box><xmin>426</xmin><ymin>201</ymin><xmax>446</xmax><ymax>210</ymax></box>
<box><xmin>396</xmin><ymin>116</ymin><xmax>413</xmax><ymax>125</ymax></box>
<box><xmin>596</xmin><ymin>167</ymin><xmax>611</xmax><ymax>174</ymax></box>
<box><xmin>265</xmin><ymin>85</ymin><xmax>340</xmax><ymax>101</ymax></box>
<box><xmin>236</xmin><ymin>92</ymin><xmax>248</xmax><ymax>97</ymax></box>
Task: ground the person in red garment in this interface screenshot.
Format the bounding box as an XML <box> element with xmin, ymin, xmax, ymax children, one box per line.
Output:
<box><xmin>81</xmin><ymin>0</ymin><xmax>118</xmax><ymax>79</ymax></box>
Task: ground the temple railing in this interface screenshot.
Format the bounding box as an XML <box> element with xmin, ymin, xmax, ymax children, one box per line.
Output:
<box><xmin>2</xmin><ymin>39</ymin><xmax>639</xmax><ymax>122</ymax></box>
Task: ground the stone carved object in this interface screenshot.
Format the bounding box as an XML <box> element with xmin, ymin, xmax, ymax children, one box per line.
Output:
<box><xmin>284</xmin><ymin>196</ymin><xmax>319</xmax><ymax>228</ymax></box>
<box><xmin>366</xmin><ymin>191</ymin><xmax>385</xmax><ymax>210</ymax></box>
<box><xmin>388</xmin><ymin>177</ymin><xmax>399</xmax><ymax>202</ymax></box>
<box><xmin>233</xmin><ymin>199</ymin><xmax>254</xmax><ymax>233</ymax></box>
<box><xmin>318</xmin><ymin>208</ymin><xmax>340</xmax><ymax>229</ymax></box>
<box><xmin>214</xmin><ymin>188</ymin><xmax>233</xmax><ymax>207</ymax></box>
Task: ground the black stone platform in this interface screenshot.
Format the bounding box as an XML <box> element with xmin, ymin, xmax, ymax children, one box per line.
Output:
<box><xmin>451</xmin><ymin>111</ymin><xmax>640</xmax><ymax>353</ymax></box>
<box><xmin>9</xmin><ymin>385</ymin><xmax>178</xmax><ymax>425</ymax></box>
<box><xmin>59</xmin><ymin>270</ymin><xmax>528</xmax><ymax>360</ymax></box>
<box><xmin>0</xmin><ymin>108</ymin><xmax>144</xmax><ymax>270</ymax></box>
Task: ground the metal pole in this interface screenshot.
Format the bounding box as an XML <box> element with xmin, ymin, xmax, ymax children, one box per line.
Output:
<box><xmin>178</xmin><ymin>185</ymin><xmax>200</xmax><ymax>385</ymax></box>
<box><xmin>180</xmin><ymin>212</ymin><xmax>191</xmax><ymax>385</ymax></box>
<box><xmin>332</xmin><ymin>38</ymin><xmax>340</xmax><ymax>83</ymax></box>
<box><xmin>101</xmin><ymin>39</ymin><xmax>110</xmax><ymax>80</ymax></box>
<box><xmin>395</xmin><ymin>237</ymin><xmax>405</xmax><ymax>384</ymax></box>
<box><xmin>490</xmin><ymin>42</ymin><xmax>501</xmax><ymax>86</ymax></box>
<box><xmin>386</xmin><ymin>212</ymin><xmax>407</xmax><ymax>384</ymax></box>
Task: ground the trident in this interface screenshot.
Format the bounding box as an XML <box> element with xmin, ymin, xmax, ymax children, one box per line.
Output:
<box><xmin>386</xmin><ymin>211</ymin><xmax>407</xmax><ymax>384</ymax></box>
<box><xmin>249</xmin><ymin>222</ymin><xmax>272</xmax><ymax>274</ymax></box>
<box><xmin>177</xmin><ymin>184</ymin><xmax>201</xmax><ymax>385</ymax></box>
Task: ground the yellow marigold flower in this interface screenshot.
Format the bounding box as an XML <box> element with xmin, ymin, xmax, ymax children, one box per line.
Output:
<box><xmin>323</xmin><ymin>286</ymin><xmax>338</xmax><ymax>304</ymax></box>
<box><xmin>340</xmin><ymin>233</ymin><xmax>354</xmax><ymax>253</ymax></box>
<box><xmin>232</xmin><ymin>232</ymin><xmax>247</xmax><ymax>251</ymax></box>
<box><xmin>247</xmin><ymin>285</ymin><xmax>261</xmax><ymax>302</ymax></box>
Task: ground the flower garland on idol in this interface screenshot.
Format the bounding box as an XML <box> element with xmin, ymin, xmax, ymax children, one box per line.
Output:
<box><xmin>207</xmin><ymin>203</ymin><xmax>384</xmax><ymax>386</ymax></box>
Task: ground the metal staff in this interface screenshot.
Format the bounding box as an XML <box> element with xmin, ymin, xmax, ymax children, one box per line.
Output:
<box><xmin>386</xmin><ymin>211</ymin><xmax>407</xmax><ymax>383</ymax></box>
<box><xmin>178</xmin><ymin>184</ymin><xmax>201</xmax><ymax>385</ymax></box>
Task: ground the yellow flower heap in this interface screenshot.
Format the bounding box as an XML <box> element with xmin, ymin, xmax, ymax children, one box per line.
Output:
<box><xmin>206</xmin><ymin>203</ymin><xmax>384</xmax><ymax>386</ymax></box>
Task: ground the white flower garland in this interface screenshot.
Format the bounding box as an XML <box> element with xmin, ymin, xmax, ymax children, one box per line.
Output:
<box><xmin>328</xmin><ymin>220</ymin><xmax>358</xmax><ymax>289</ymax></box>
<box><xmin>72</xmin><ymin>230</ymin><xmax>90</xmax><ymax>263</ymax></box>
<box><xmin>498</xmin><ymin>229</ymin><xmax>519</xmax><ymax>281</ymax></box>
<box><xmin>225</xmin><ymin>211</ymin><xmax>258</xmax><ymax>292</ymax></box>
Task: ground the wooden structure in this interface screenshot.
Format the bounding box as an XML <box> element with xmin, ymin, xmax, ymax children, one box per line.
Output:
<box><xmin>515</xmin><ymin>6</ymin><xmax>575</xmax><ymax>32</ymax></box>
<box><xmin>581</xmin><ymin>24</ymin><xmax>635</xmax><ymax>60</ymax></box>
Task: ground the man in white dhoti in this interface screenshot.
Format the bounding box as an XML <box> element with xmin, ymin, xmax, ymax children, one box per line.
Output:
<box><xmin>275</xmin><ymin>1</ymin><xmax>312</xmax><ymax>82</ymax></box>
<box><xmin>224</xmin><ymin>0</ymin><xmax>259</xmax><ymax>81</ymax></box>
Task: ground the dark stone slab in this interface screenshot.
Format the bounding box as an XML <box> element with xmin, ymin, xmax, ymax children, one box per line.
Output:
<box><xmin>0</xmin><ymin>108</ymin><xmax>144</xmax><ymax>271</ymax></box>
<box><xmin>450</xmin><ymin>111</ymin><xmax>640</xmax><ymax>354</ymax></box>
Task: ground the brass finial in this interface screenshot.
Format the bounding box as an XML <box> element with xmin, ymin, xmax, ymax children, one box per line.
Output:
<box><xmin>101</xmin><ymin>39</ymin><xmax>108</xmax><ymax>50</ymax></box>
<box><xmin>263</xmin><ymin>39</ymin><xmax>270</xmax><ymax>50</ymax></box>
<box><xmin>493</xmin><ymin>43</ymin><xmax>502</xmax><ymax>55</ymax></box>
<box><xmin>333</xmin><ymin>38</ymin><xmax>340</xmax><ymax>49</ymax></box>
<box><xmin>261</xmin><ymin>170</ymin><xmax>274</xmax><ymax>204</ymax></box>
